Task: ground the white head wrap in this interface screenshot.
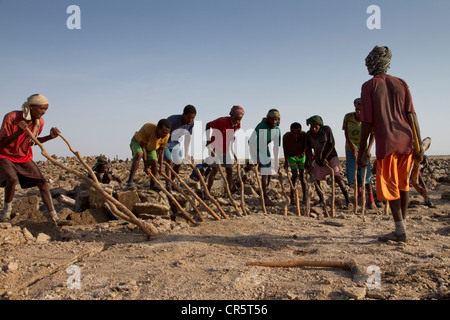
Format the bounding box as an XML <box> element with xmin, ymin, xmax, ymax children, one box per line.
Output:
<box><xmin>22</xmin><ymin>94</ymin><xmax>49</xmax><ymax>120</ymax></box>
<box><xmin>21</xmin><ymin>94</ymin><xmax>48</xmax><ymax>144</ymax></box>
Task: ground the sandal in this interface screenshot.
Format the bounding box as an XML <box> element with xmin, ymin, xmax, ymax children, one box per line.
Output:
<box><xmin>378</xmin><ymin>232</ymin><xmax>407</xmax><ymax>243</ymax></box>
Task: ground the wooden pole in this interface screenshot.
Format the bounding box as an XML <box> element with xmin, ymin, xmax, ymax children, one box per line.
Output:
<box><xmin>235</xmin><ymin>161</ymin><xmax>248</xmax><ymax>215</ymax></box>
<box><xmin>253</xmin><ymin>165</ymin><xmax>267</xmax><ymax>214</ymax></box>
<box><xmin>283</xmin><ymin>166</ymin><xmax>301</xmax><ymax>216</ymax></box>
<box><xmin>277</xmin><ymin>169</ymin><xmax>290</xmax><ymax>216</ymax></box>
<box><xmin>164</xmin><ymin>162</ymin><xmax>220</xmax><ymax>220</ymax></box>
<box><xmin>314</xmin><ymin>180</ymin><xmax>329</xmax><ymax>217</ymax></box>
<box><xmin>57</xmin><ymin>133</ymin><xmax>158</xmax><ymax>235</ymax></box>
<box><xmin>246</xmin><ymin>259</ymin><xmax>357</xmax><ymax>271</ymax></box>
<box><xmin>159</xmin><ymin>170</ymin><xmax>203</xmax><ymax>222</ymax></box>
<box><xmin>173</xmin><ymin>183</ymin><xmax>203</xmax><ymax>221</ymax></box>
<box><xmin>245</xmin><ymin>259</ymin><xmax>368</xmax><ymax>281</ymax></box>
<box><xmin>147</xmin><ymin>171</ymin><xmax>196</xmax><ymax>224</ymax></box>
<box><xmin>325</xmin><ymin>164</ymin><xmax>335</xmax><ymax>217</ymax></box>
<box><xmin>361</xmin><ymin>167</ymin><xmax>367</xmax><ymax>215</ymax></box>
<box><xmin>26</xmin><ymin>129</ymin><xmax>158</xmax><ymax>237</ymax></box>
<box><xmin>209</xmin><ymin>150</ymin><xmax>241</xmax><ymax>216</ymax></box>
<box><xmin>305</xmin><ymin>172</ymin><xmax>311</xmax><ymax>217</ymax></box>
<box><xmin>353</xmin><ymin>164</ymin><xmax>358</xmax><ymax>215</ymax></box>
<box><xmin>407</xmin><ymin>113</ymin><xmax>428</xmax><ymax>202</ymax></box>
<box><xmin>216</xmin><ymin>162</ymin><xmax>242</xmax><ymax>217</ymax></box>
<box><xmin>189</xmin><ymin>163</ymin><xmax>228</xmax><ymax>219</ymax></box>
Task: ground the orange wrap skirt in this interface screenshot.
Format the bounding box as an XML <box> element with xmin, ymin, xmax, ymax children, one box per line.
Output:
<box><xmin>376</xmin><ymin>153</ymin><xmax>412</xmax><ymax>201</ymax></box>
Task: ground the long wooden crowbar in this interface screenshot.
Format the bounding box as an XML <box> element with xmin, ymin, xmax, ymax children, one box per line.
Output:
<box><xmin>25</xmin><ymin>128</ymin><xmax>158</xmax><ymax>237</ymax></box>
<box><xmin>234</xmin><ymin>159</ymin><xmax>249</xmax><ymax>216</ymax></box>
<box><xmin>277</xmin><ymin>168</ymin><xmax>291</xmax><ymax>216</ymax></box>
<box><xmin>147</xmin><ymin>170</ymin><xmax>196</xmax><ymax>224</ymax></box>
<box><xmin>304</xmin><ymin>171</ymin><xmax>311</xmax><ymax>217</ymax></box>
<box><xmin>253</xmin><ymin>165</ymin><xmax>267</xmax><ymax>214</ymax></box>
<box><xmin>164</xmin><ymin>161</ymin><xmax>221</xmax><ymax>220</ymax></box>
<box><xmin>282</xmin><ymin>166</ymin><xmax>301</xmax><ymax>216</ymax></box>
<box><xmin>360</xmin><ymin>167</ymin><xmax>367</xmax><ymax>215</ymax></box>
<box><xmin>314</xmin><ymin>180</ymin><xmax>329</xmax><ymax>218</ymax></box>
<box><xmin>353</xmin><ymin>163</ymin><xmax>359</xmax><ymax>215</ymax></box>
<box><xmin>189</xmin><ymin>163</ymin><xmax>228</xmax><ymax>219</ymax></box>
<box><xmin>325</xmin><ymin>163</ymin><xmax>335</xmax><ymax>217</ymax></box>
<box><xmin>246</xmin><ymin>259</ymin><xmax>368</xmax><ymax>282</ymax></box>
<box><xmin>211</xmin><ymin>150</ymin><xmax>242</xmax><ymax>217</ymax></box>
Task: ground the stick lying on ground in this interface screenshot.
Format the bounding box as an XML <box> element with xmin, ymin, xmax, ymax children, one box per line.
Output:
<box><xmin>26</xmin><ymin>129</ymin><xmax>158</xmax><ymax>237</ymax></box>
<box><xmin>246</xmin><ymin>259</ymin><xmax>367</xmax><ymax>282</ymax></box>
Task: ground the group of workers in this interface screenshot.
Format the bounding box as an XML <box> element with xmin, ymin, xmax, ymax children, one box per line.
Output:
<box><xmin>0</xmin><ymin>46</ymin><xmax>425</xmax><ymax>243</ymax></box>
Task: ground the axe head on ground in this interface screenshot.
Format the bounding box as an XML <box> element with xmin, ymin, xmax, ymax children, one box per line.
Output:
<box><xmin>348</xmin><ymin>262</ymin><xmax>369</xmax><ymax>283</ymax></box>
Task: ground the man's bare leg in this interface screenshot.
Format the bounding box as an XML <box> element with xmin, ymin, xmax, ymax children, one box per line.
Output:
<box><xmin>378</xmin><ymin>191</ymin><xmax>408</xmax><ymax>242</ymax></box>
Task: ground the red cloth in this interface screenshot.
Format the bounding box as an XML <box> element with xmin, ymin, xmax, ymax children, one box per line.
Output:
<box><xmin>0</xmin><ymin>111</ymin><xmax>44</xmax><ymax>163</ymax></box>
<box><xmin>207</xmin><ymin>116</ymin><xmax>241</xmax><ymax>153</ymax></box>
<box><xmin>360</xmin><ymin>74</ymin><xmax>415</xmax><ymax>160</ymax></box>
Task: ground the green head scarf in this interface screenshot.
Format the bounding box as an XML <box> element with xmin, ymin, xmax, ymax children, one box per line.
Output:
<box><xmin>306</xmin><ymin>115</ymin><xmax>323</xmax><ymax>127</ymax></box>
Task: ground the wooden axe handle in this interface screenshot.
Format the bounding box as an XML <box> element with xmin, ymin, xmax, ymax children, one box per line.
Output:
<box><xmin>407</xmin><ymin>113</ymin><xmax>421</xmax><ymax>152</ymax></box>
<box><xmin>407</xmin><ymin>113</ymin><xmax>422</xmax><ymax>187</ymax></box>
<box><xmin>246</xmin><ymin>260</ymin><xmax>354</xmax><ymax>271</ymax></box>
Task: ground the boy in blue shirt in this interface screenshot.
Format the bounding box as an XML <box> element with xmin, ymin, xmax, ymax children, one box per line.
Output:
<box><xmin>164</xmin><ymin>105</ymin><xmax>197</xmax><ymax>182</ymax></box>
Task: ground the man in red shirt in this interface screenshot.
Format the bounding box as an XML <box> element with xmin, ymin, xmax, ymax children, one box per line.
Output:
<box><xmin>0</xmin><ymin>94</ymin><xmax>70</xmax><ymax>226</ymax></box>
<box><xmin>358</xmin><ymin>46</ymin><xmax>423</xmax><ymax>243</ymax></box>
<box><xmin>205</xmin><ymin>106</ymin><xmax>244</xmax><ymax>192</ymax></box>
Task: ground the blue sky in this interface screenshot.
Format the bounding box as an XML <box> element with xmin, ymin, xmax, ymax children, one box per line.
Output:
<box><xmin>1</xmin><ymin>0</ymin><xmax>449</xmax><ymax>161</ymax></box>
